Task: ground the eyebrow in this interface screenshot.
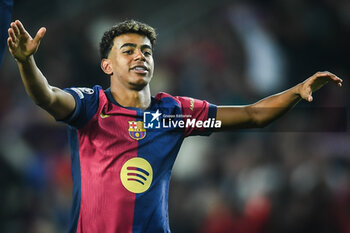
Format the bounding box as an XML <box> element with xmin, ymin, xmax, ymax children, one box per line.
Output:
<box><xmin>120</xmin><ymin>43</ymin><xmax>152</xmax><ymax>50</ymax></box>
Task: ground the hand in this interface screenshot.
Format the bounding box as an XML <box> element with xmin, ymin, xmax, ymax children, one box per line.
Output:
<box><xmin>7</xmin><ymin>20</ymin><xmax>46</xmax><ymax>63</ymax></box>
<box><xmin>299</xmin><ymin>71</ymin><xmax>343</xmax><ymax>102</ymax></box>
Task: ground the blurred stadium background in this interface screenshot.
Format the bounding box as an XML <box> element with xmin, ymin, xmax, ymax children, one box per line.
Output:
<box><xmin>1</xmin><ymin>0</ymin><xmax>350</xmax><ymax>232</ymax></box>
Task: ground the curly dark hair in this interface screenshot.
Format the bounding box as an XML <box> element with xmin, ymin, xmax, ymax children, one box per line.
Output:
<box><xmin>99</xmin><ymin>20</ymin><xmax>157</xmax><ymax>59</ymax></box>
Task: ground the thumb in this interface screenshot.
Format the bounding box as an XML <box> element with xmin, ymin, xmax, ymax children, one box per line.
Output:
<box><xmin>305</xmin><ymin>87</ymin><xmax>313</xmax><ymax>102</ymax></box>
<box><xmin>307</xmin><ymin>95</ymin><xmax>313</xmax><ymax>102</ymax></box>
<box><xmin>33</xmin><ymin>27</ymin><xmax>46</xmax><ymax>45</ymax></box>
<box><xmin>300</xmin><ymin>85</ymin><xmax>313</xmax><ymax>102</ymax></box>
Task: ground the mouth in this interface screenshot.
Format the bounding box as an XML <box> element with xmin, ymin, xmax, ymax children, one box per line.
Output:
<box><xmin>130</xmin><ymin>65</ymin><xmax>149</xmax><ymax>74</ymax></box>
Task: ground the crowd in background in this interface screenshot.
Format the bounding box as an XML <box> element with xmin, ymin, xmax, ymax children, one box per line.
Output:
<box><xmin>0</xmin><ymin>0</ymin><xmax>349</xmax><ymax>232</ymax></box>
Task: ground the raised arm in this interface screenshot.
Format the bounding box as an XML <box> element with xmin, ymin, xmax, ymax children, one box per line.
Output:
<box><xmin>7</xmin><ymin>20</ymin><xmax>75</xmax><ymax>120</ymax></box>
<box><xmin>217</xmin><ymin>71</ymin><xmax>343</xmax><ymax>130</ymax></box>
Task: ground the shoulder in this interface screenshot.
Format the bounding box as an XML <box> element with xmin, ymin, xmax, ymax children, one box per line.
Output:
<box><xmin>155</xmin><ymin>92</ymin><xmax>203</xmax><ymax>108</ymax></box>
<box><xmin>154</xmin><ymin>92</ymin><xmax>177</xmax><ymax>101</ymax></box>
<box><xmin>65</xmin><ymin>85</ymin><xmax>102</xmax><ymax>99</ymax></box>
<box><xmin>61</xmin><ymin>85</ymin><xmax>103</xmax><ymax>128</ymax></box>
<box><xmin>154</xmin><ymin>92</ymin><xmax>184</xmax><ymax>106</ymax></box>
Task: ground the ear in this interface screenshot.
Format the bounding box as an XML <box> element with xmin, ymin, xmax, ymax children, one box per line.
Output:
<box><xmin>101</xmin><ymin>58</ymin><xmax>113</xmax><ymax>75</ymax></box>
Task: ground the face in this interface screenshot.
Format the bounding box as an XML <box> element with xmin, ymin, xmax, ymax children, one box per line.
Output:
<box><xmin>102</xmin><ymin>33</ymin><xmax>154</xmax><ymax>91</ymax></box>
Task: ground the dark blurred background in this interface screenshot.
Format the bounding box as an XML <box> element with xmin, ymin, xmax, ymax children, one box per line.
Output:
<box><xmin>0</xmin><ymin>0</ymin><xmax>350</xmax><ymax>232</ymax></box>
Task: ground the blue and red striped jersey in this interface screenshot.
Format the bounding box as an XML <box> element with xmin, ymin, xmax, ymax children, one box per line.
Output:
<box><xmin>62</xmin><ymin>85</ymin><xmax>217</xmax><ymax>233</ymax></box>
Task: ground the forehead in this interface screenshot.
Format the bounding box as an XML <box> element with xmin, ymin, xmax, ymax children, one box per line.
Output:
<box><xmin>113</xmin><ymin>33</ymin><xmax>152</xmax><ymax>49</ymax></box>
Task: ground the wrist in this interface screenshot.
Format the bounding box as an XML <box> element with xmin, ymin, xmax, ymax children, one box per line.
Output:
<box><xmin>294</xmin><ymin>83</ymin><xmax>303</xmax><ymax>99</ymax></box>
<box><xmin>16</xmin><ymin>55</ymin><xmax>34</xmax><ymax>65</ymax></box>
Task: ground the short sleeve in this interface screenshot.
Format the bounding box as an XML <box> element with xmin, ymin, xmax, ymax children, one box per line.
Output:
<box><xmin>175</xmin><ymin>96</ymin><xmax>217</xmax><ymax>137</ymax></box>
<box><xmin>60</xmin><ymin>85</ymin><xmax>101</xmax><ymax>129</ymax></box>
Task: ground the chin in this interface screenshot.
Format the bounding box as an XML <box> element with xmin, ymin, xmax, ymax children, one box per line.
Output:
<box><xmin>130</xmin><ymin>75</ymin><xmax>152</xmax><ymax>89</ymax></box>
<box><xmin>129</xmin><ymin>80</ymin><xmax>149</xmax><ymax>91</ymax></box>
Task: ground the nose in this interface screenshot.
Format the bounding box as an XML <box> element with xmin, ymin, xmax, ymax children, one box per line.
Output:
<box><xmin>134</xmin><ymin>49</ymin><xmax>146</xmax><ymax>61</ymax></box>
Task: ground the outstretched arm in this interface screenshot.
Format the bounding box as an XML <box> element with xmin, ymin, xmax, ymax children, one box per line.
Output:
<box><xmin>8</xmin><ymin>20</ymin><xmax>75</xmax><ymax>120</ymax></box>
<box><xmin>216</xmin><ymin>71</ymin><xmax>343</xmax><ymax>130</ymax></box>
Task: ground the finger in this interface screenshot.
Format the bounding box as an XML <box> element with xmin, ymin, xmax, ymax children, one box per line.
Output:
<box><xmin>11</xmin><ymin>22</ymin><xmax>20</xmax><ymax>36</ymax></box>
<box><xmin>8</xmin><ymin>28</ymin><xmax>17</xmax><ymax>42</ymax></box>
<box><xmin>314</xmin><ymin>71</ymin><xmax>343</xmax><ymax>88</ymax></box>
<box><xmin>315</xmin><ymin>71</ymin><xmax>343</xmax><ymax>83</ymax></box>
<box><xmin>314</xmin><ymin>71</ymin><xmax>334</xmax><ymax>77</ymax></box>
<box><xmin>7</xmin><ymin>37</ymin><xmax>16</xmax><ymax>50</ymax></box>
<box><xmin>324</xmin><ymin>72</ymin><xmax>342</xmax><ymax>81</ymax></box>
<box><xmin>328</xmin><ymin>74</ymin><xmax>343</xmax><ymax>86</ymax></box>
<box><xmin>301</xmin><ymin>85</ymin><xmax>313</xmax><ymax>102</ymax></box>
<box><xmin>305</xmin><ymin>86</ymin><xmax>313</xmax><ymax>102</ymax></box>
<box><xmin>301</xmin><ymin>93</ymin><xmax>313</xmax><ymax>102</ymax></box>
<box><xmin>33</xmin><ymin>27</ymin><xmax>46</xmax><ymax>45</ymax></box>
<box><xmin>307</xmin><ymin>95</ymin><xmax>313</xmax><ymax>102</ymax></box>
<box><xmin>15</xmin><ymin>20</ymin><xmax>28</xmax><ymax>35</ymax></box>
<box><xmin>326</xmin><ymin>74</ymin><xmax>342</xmax><ymax>87</ymax></box>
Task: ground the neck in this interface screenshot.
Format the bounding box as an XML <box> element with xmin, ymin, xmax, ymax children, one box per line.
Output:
<box><xmin>110</xmin><ymin>83</ymin><xmax>151</xmax><ymax>110</ymax></box>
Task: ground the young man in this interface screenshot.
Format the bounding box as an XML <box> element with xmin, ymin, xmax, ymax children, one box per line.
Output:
<box><xmin>0</xmin><ymin>0</ymin><xmax>13</xmax><ymax>66</ymax></box>
<box><xmin>8</xmin><ymin>19</ymin><xmax>342</xmax><ymax>233</ymax></box>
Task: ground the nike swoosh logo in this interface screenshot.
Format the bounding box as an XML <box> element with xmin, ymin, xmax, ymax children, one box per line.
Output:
<box><xmin>100</xmin><ymin>113</ymin><xmax>111</xmax><ymax>118</ymax></box>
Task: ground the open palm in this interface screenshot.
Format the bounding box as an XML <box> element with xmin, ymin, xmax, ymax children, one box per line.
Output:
<box><xmin>7</xmin><ymin>20</ymin><xmax>46</xmax><ymax>62</ymax></box>
<box><xmin>299</xmin><ymin>71</ymin><xmax>343</xmax><ymax>102</ymax></box>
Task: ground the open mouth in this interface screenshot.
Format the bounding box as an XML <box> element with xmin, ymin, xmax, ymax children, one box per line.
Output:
<box><xmin>131</xmin><ymin>66</ymin><xmax>149</xmax><ymax>74</ymax></box>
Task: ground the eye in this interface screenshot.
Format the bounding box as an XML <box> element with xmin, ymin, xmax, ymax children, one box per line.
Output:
<box><xmin>123</xmin><ymin>50</ymin><xmax>133</xmax><ymax>55</ymax></box>
<box><xmin>144</xmin><ymin>51</ymin><xmax>152</xmax><ymax>56</ymax></box>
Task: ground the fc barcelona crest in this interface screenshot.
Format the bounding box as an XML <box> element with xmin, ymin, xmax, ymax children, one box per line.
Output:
<box><xmin>128</xmin><ymin>121</ymin><xmax>146</xmax><ymax>140</ymax></box>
